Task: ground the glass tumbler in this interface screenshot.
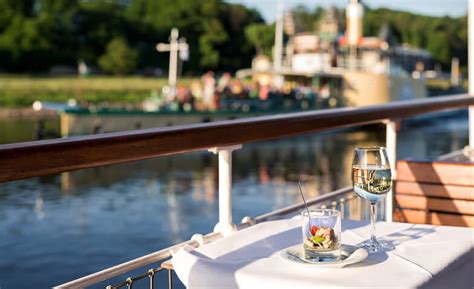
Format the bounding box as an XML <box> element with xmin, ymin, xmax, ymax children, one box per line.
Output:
<box><xmin>301</xmin><ymin>209</ymin><xmax>341</xmax><ymax>262</ymax></box>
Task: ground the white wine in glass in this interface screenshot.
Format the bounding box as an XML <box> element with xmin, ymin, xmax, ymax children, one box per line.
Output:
<box><xmin>352</xmin><ymin>147</ymin><xmax>394</xmax><ymax>253</ymax></box>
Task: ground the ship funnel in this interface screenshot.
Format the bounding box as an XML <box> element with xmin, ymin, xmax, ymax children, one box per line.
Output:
<box><xmin>346</xmin><ymin>0</ymin><xmax>364</xmax><ymax>47</ymax></box>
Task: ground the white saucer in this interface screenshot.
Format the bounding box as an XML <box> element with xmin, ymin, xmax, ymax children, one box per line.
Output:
<box><xmin>279</xmin><ymin>244</ymin><xmax>368</xmax><ymax>268</ymax></box>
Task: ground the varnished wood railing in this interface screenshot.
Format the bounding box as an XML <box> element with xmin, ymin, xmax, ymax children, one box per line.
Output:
<box><xmin>0</xmin><ymin>94</ymin><xmax>473</xmax><ymax>183</ymax></box>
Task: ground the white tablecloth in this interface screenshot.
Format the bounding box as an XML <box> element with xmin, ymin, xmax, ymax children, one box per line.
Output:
<box><xmin>172</xmin><ymin>218</ymin><xmax>474</xmax><ymax>289</ymax></box>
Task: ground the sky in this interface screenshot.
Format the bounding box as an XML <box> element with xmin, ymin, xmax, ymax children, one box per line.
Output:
<box><xmin>226</xmin><ymin>0</ymin><xmax>468</xmax><ymax>22</ymax></box>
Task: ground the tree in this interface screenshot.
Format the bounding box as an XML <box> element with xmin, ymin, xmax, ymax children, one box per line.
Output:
<box><xmin>291</xmin><ymin>5</ymin><xmax>325</xmax><ymax>32</ymax></box>
<box><xmin>245</xmin><ymin>23</ymin><xmax>275</xmax><ymax>57</ymax></box>
<box><xmin>364</xmin><ymin>8</ymin><xmax>467</xmax><ymax>70</ymax></box>
<box><xmin>427</xmin><ymin>32</ymin><xmax>450</xmax><ymax>66</ymax></box>
<box><xmin>199</xmin><ymin>19</ymin><xmax>228</xmax><ymax>68</ymax></box>
<box><xmin>216</xmin><ymin>3</ymin><xmax>263</xmax><ymax>70</ymax></box>
<box><xmin>0</xmin><ymin>0</ymin><xmax>51</xmax><ymax>71</ymax></box>
<box><xmin>126</xmin><ymin>0</ymin><xmax>261</xmax><ymax>71</ymax></box>
<box><xmin>0</xmin><ymin>0</ymin><xmax>265</xmax><ymax>73</ymax></box>
<box><xmin>0</xmin><ymin>0</ymin><xmax>466</xmax><ymax>73</ymax></box>
<box><xmin>98</xmin><ymin>37</ymin><xmax>138</xmax><ymax>74</ymax></box>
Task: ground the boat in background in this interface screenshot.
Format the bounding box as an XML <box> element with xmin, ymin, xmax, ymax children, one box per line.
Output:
<box><xmin>237</xmin><ymin>1</ymin><xmax>431</xmax><ymax>107</ymax></box>
<box><xmin>37</xmin><ymin>1</ymin><xmax>462</xmax><ymax>137</ymax></box>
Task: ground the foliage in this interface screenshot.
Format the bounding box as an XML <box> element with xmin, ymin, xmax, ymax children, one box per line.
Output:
<box><xmin>199</xmin><ymin>19</ymin><xmax>228</xmax><ymax>68</ymax></box>
<box><xmin>216</xmin><ymin>3</ymin><xmax>262</xmax><ymax>69</ymax></box>
<box><xmin>0</xmin><ymin>0</ymin><xmax>468</xmax><ymax>73</ymax></box>
<box><xmin>291</xmin><ymin>5</ymin><xmax>326</xmax><ymax>32</ymax></box>
<box><xmin>245</xmin><ymin>23</ymin><xmax>275</xmax><ymax>57</ymax></box>
<box><xmin>363</xmin><ymin>8</ymin><xmax>467</xmax><ymax>70</ymax></box>
<box><xmin>0</xmin><ymin>0</ymin><xmax>264</xmax><ymax>73</ymax></box>
<box><xmin>98</xmin><ymin>37</ymin><xmax>139</xmax><ymax>74</ymax></box>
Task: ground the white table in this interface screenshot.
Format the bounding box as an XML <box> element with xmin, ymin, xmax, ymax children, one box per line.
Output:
<box><xmin>172</xmin><ymin>218</ymin><xmax>474</xmax><ymax>289</ymax></box>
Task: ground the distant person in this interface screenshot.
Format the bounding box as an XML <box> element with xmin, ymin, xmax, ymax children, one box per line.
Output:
<box><xmin>78</xmin><ymin>60</ymin><xmax>89</xmax><ymax>77</ymax></box>
<box><xmin>202</xmin><ymin>71</ymin><xmax>216</xmax><ymax>111</ymax></box>
<box><xmin>176</xmin><ymin>85</ymin><xmax>193</xmax><ymax>112</ymax></box>
<box><xmin>33</xmin><ymin>120</ymin><xmax>47</xmax><ymax>140</ymax></box>
<box><xmin>320</xmin><ymin>84</ymin><xmax>330</xmax><ymax>99</ymax></box>
<box><xmin>93</xmin><ymin>124</ymin><xmax>104</xmax><ymax>134</ymax></box>
<box><xmin>184</xmin><ymin>88</ymin><xmax>195</xmax><ymax>112</ymax></box>
<box><xmin>176</xmin><ymin>85</ymin><xmax>185</xmax><ymax>111</ymax></box>
<box><xmin>248</xmin><ymin>82</ymin><xmax>259</xmax><ymax>99</ymax></box>
<box><xmin>259</xmin><ymin>84</ymin><xmax>270</xmax><ymax>101</ymax></box>
<box><xmin>33</xmin><ymin>120</ymin><xmax>59</xmax><ymax>140</ymax></box>
<box><xmin>230</xmin><ymin>79</ymin><xmax>243</xmax><ymax>96</ymax></box>
<box><xmin>217</xmin><ymin>72</ymin><xmax>231</xmax><ymax>93</ymax></box>
<box><xmin>190</xmin><ymin>80</ymin><xmax>203</xmax><ymax>111</ymax></box>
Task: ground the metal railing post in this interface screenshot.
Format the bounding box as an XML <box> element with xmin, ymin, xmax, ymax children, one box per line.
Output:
<box><xmin>385</xmin><ymin>120</ymin><xmax>397</xmax><ymax>222</ymax></box>
<box><xmin>209</xmin><ymin>145</ymin><xmax>242</xmax><ymax>235</ymax></box>
<box><xmin>469</xmin><ymin>0</ymin><xmax>474</xmax><ymax>149</ymax></box>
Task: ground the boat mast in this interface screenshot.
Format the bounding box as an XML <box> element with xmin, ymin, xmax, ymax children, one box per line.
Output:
<box><xmin>346</xmin><ymin>0</ymin><xmax>364</xmax><ymax>70</ymax></box>
<box><xmin>273</xmin><ymin>0</ymin><xmax>284</xmax><ymax>88</ymax></box>
<box><xmin>156</xmin><ymin>28</ymin><xmax>189</xmax><ymax>98</ymax></box>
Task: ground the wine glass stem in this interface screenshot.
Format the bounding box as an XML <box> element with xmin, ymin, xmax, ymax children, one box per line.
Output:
<box><xmin>370</xmin><ymin>202</ymin><xmax>377</xmax><ymax>243</ymax></box>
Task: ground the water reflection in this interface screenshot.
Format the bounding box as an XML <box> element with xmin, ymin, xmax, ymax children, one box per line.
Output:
<box><xmin>0</xmin><ymin>117</ymin><xmax>59</xmax><ymax>144</ymax></box>
<box><xmin>33</xmin><ymin>192</ymin><xmax>45</xmax><ymax>220</ymax></box>
<box><xmin>0</xmin><ymin>110</ymin><xmax>469</xmax><ymax>289</ymax></box>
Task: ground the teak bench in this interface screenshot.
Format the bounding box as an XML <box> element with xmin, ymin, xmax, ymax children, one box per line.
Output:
<box><xmin>394</xmin><ymin>160</ymin><xmax>474</xmax><ymax>227</ymax></box>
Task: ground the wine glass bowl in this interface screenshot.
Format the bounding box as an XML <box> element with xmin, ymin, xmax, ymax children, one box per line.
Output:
<box><xmin>352</xmin><ymin>147</ymin><xmax>394</xmax><ymax>253</ymax></box>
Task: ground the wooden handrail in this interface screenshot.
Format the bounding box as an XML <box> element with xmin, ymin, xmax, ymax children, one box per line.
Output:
<box><xmin>1</xmin><ymin>94</ymin><xmax>473</xmax><ymax>183</ymax></box>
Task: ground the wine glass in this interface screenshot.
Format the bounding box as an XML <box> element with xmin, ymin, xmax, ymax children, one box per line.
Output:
<box><xmin>352</xmin><ymin>147</ymin><xmax>394</xmax><ymax>253</ymax></box>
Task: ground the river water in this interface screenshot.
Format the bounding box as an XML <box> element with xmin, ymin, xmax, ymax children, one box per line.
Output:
<box><xmin>0</xmin><ymin>109</ymin><xmax>469</xmax><ymax>288</ymax></box>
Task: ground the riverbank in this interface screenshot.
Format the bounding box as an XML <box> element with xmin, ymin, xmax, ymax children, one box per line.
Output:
<box><xmin>0</xmin><ymin>108</ymin><xmax>57</xmax><ymax>119</ymax></box>
<box><xmin>0</xmin><ymin>76</ymin><xmax>196</xmax><ymax>108</ymax></box>
<box><xmin>0</xmin><ymin>75</ymin><xmax>466</xmax><ymax>108</ymax></box>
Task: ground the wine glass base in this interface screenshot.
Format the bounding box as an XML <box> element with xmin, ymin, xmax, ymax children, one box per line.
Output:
<box><xmin>358</xmin><ymin>239</ymin><xmax>394</xmax><ymax>253</ymax></box>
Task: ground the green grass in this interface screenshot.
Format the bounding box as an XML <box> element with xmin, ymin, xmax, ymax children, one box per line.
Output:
<box><xmin>2</xmin><ymin>75</ymin><xmax>466</xmax><ymax>108</ymax></box>
<box><xmin>0</xmin><ymin>76</ymin><xmax>197</xmax><ymax>107</ymax></box>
